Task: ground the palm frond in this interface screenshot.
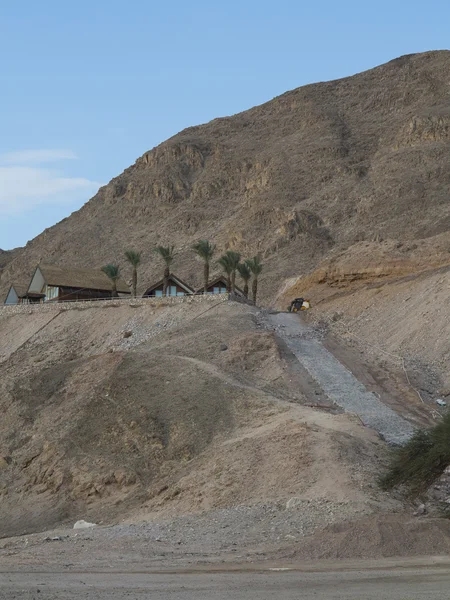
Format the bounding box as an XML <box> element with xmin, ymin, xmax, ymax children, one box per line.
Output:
<box><xmin>192</xmin><ymin>240</ymin><xmax>215</xmax><ymax>262</ymax></box>
<box><xmin>237</xmin><ymin>262</ymin><xmax>251</xmax><ymax>282</ymax></box>
<box><xmin>154</xmin><ymin>245</ymin><xmax>175</xmax><ymax>266</ymax></box>
<box><xmin>101</xmin><ymin>264</ymin><xmax>120</xmax><ymax>281</ymax></box>
<box><xmin>124</xmin><ymin>249</ymin><xmax>141</xmax><ymax>266</ymax></box>
<box><xmin>225</xmin><ymin>250</ymin><xmax>241</xmax><ymax>269</ymax></box>
<box><xmin>218</xmin><ymin>254</ymin><xmax>234</xmax><ymax>275</ymax></box>
<box><xmin>246</xmin><ymin>256</ymin><xmax>263</xmax><ymax>276</ymax></box>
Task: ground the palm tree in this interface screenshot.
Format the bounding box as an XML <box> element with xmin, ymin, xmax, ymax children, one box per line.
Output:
<box><xmin>154</xmin><ymin>245</ymin><xmax>175</xmax><ymax>295</ymax></box>
<box><xmin>101</xmin><ymin>264</ymin><xmax>121</xmax><ymax>298</ymax></box>
<box><xmin>124</xmin><ymin>250</ymin><xmax>141</xmax><ymax>298</ymax></box>
<box><xmin>217</xmin><ymin>254</ymin><xmax>233</xmax><ymax>292</ymax></box>
<box><xmin>245</xmin><ymin>257</ymin><xmax>263</xmax><ymax>304</ymax></box>
<box><xmin>225</xmin><ymin>250</ymin><xmax>241</xmax><ymax>293</ymax></box>
<box><xmin>237</xmin><ymin>262</ymin><xmax>251</xmax><ymax>298</ymax></box>
<box><xmin>192</xmin><ymin>240</ymin><xmax>215</xmax><ymax>294</ymax></box>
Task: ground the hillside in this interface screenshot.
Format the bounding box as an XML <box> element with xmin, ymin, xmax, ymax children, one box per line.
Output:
<box><xmin>3</xmin><ymin>297</ymin><xmax>450</xmax><ymax>567</ymax></box>
<box><xmin>0</xmin><ymin>299</ymin><xmax>396</xmax><ymax>540</ymax></box>
<box><xmin>1</xmin><ymin>50</ymin><xmax>449</xmax><ymax>302</ymax></box>
<box><xmin>275</xmin><ymin>237</ymin><xmax>450</xmax><ymax>394</ymax></box>
<box><xmin>0</xmin><ymin>248</ymin><xmax>21</xmax><ymax>274</ymax></box>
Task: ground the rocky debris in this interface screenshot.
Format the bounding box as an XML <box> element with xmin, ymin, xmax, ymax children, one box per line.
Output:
<box><xmin>123</xmin><ymin>330</ymin><xmax>132</xmax><ymax>339</ymax></box>
<box><xmin>0</xmin><ymin>499</ymin><xmax>375</xmax><ymax>563</ymax></box>
<box><xmin>413</xmin><ymin>504</ymin><xmax>427</xmax><ymax>517</ymax></box>
<box><xmin>269</xmin><ymin>312</ymin><xmax>415</xmax><ymax>445</ymax></box>
<box><xmin>427</xmin><ymin>466</ymin><xmax>450</xmax><ymax>508</ymax></box>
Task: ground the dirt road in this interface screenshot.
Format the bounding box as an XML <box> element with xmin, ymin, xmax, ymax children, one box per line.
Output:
<box><xmin>2</xmin><ymin>560</ymin><xmax>450</xmax><ymax>599</ymax></box>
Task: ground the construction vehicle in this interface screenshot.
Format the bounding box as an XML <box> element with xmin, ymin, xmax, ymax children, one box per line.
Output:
<box><xmin>288</xmin><ymin>297</ymin><xmax>311</xmax><ymax>312</ymax></box>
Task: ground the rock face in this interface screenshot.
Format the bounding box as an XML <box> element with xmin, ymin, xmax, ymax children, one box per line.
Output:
<box><xmin>0</xmin><ymin>249</ymin><xmax>21</xmax><ymax>274</ymax></box>
<box><xmin>1</xmin><ymin>51</ymin><xmax>449</xmax><ymax>301</ymax></box>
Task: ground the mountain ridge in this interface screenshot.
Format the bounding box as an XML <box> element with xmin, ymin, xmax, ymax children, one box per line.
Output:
<box><xmin>1</xmin><ymin>50</ymin><xmax>449</xmax><ymax>300</ymax></box>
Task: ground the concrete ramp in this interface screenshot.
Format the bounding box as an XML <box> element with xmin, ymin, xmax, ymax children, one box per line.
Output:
<box><xmin>270</xmin><ymin>313</ymin><xmax>415</xmax><ymax>445</ymax></box>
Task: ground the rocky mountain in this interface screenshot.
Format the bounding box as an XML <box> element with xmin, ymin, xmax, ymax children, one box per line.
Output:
<box><xmin>1</xmin><ymin>50</ymin><xmax>449</xmax><ymax>301</ymax></box>
<box><xmin>0</xmin><ymin>249</ymin><xmax>21</xmax><ymax>274</ymax></box>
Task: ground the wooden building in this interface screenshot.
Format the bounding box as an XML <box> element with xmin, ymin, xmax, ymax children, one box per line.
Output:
<box><xmin>4</xmin><ymin>284</ymin><xmax>44</xmax><ymax>305</ymax></box>
<box><xmin>143</xmin><ymin>274</ymin><xmax>194</xmax><ymax>297</ymax></box>
<box><xmin>196</xmin><ymin>276</ymin><xmax>244</xmax><ymax>296</ymax></box>
<box><xmin>26</xmin><ymin>263</ymin><xmax>130</xmax><ymax>302</ymax></box>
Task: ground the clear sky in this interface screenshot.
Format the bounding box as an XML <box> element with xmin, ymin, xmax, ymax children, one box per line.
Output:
<box><xmin>0</xmin><ymin>0</ymin><xmax>448</xmax><ymax>249</ymax></box>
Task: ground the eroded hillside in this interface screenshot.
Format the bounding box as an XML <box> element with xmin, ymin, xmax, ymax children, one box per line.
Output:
<box><xmin>0</xmin><ymin>299</ymin><xmax>396</xmax><ymax>539</ymax></box>
<box><xmin>276</xmin><ymin>240</ymin><xmax>450</xmax><ymax>401</ymax></box>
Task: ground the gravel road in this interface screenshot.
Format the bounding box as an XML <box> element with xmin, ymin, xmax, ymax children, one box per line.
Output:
<box><xmin>269</xmin><ymin>313</ymin><xmax>415</xmax><ymax>445</ymax></box>
<box><xmin>2</xmin><ymin>561</ymin><xmax>450</xmax><ymax>599</ymax></box>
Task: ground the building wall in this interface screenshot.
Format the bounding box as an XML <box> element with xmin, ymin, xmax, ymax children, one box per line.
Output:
<box><xmin>55</xmin><ymin>287</ymin><xmax>112</xmax><ymax>302</ymax></box>
<box><xmin>206</xmin><ymin>284</ymin><xmax>227</xmax><ymax>294</ymax></box>
<box><xmin>145</xmin><ymin>283</ymin><xmax>190</xmax><ymax>297</ymax></box>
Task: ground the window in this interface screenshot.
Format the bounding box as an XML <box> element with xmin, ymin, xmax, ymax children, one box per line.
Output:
<box><xmin>167</xmin><ymin>285</ymin><xmax>184</xmax><ymax>296</ymax></box>
<box><xmin>213</xmin><ymin>286</ymin><xmax>227</xmax><ymax>294</ymax></box>
<box><xmin>45</xmin><ymin>286</ymin><xmax>59</xmax><ymax>301</ymax></box>
<box><xmin>155</xmin><ymin>289</ymin><xmax>163</xmax><ymax>297</ymax></box>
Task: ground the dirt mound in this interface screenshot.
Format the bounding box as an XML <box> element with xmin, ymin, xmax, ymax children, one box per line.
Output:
<box><xmin>292</xmin><ymin>513</ymin><xmax>450</xmax><ymax>560</ymax></box>
<box><xmin>2</xmin><ymin>51</ymin><xmax>450</xmax><ymax>303</ymax></box>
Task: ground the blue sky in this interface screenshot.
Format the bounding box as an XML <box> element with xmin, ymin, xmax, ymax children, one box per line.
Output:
<box><xmin>0</xmin><ymin>1</ymin><xmax>448</xmax><ymax>249</ymax></box>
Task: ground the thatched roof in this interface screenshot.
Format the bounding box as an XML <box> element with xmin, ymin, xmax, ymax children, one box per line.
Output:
<box><xmin>35</xmin><ymin>264</ymin><xmax>130</xmax><ymax>293</ymax></box>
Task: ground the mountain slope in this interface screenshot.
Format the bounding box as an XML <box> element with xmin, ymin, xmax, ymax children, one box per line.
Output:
<box><xmin>1</xmin><ymin>50</ymin><xmax>449</xmax><ymax>300</ymax></box>
<box><xmin>0</xmin><ymin>301</ymin><xmax>391</xmax><ymax>537</ymax></box>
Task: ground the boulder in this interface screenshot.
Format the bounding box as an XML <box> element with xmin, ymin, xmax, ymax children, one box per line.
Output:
<box><xmin>73</xmin><ymin>520</ymin><xmax>97</xmax><ymax>529</ymax></box>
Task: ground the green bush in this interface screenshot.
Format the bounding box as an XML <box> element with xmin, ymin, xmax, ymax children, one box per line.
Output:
<box><xmin>380</xmin><ymin>411</ymin><xmax>450</xmax><ymax>496</ymax></box>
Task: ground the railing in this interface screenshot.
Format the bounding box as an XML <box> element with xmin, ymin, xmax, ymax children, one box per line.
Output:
<box><xmin>0</xmin><ymin>293</ymin><xmax>230</xmax><ymax>315</ymax></box>
<box><xmin>22</xmin><ymin>291</ymin><xmax>231</xmax><ymax>304</ymax></box>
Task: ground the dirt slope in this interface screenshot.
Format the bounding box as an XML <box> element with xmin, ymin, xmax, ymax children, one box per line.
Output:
<box><xmin>1</xmin><ymin>50</ymin><xmax>449</xmax><ymax>301</ymax></box>
<box><xmin>276</xmin><ymin>242</ymin><xmax>450</xmax><ymax>401</ymax></box>
<box><xmin>0</xmin><ymin>300</ymin><xmax>398</xmax><ymax>539</ymax></box>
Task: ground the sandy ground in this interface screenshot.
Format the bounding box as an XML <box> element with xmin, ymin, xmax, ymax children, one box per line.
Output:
<box><xmin>3</xmin><ymin>558</ymin><xmax>450</xmax><ymax>599</ymax></box>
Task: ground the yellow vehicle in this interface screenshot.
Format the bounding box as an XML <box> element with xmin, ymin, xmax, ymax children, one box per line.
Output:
<box><xmin>288</xmin><ymin>297</ymin><xmax>311</xmax><ymax>312</ymax></box>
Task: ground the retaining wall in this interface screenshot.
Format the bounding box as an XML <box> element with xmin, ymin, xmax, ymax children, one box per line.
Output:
<box><xmin>0</xmin><ymin>293</ymin><xmax>230</xmax><ymax>317</ymax></box>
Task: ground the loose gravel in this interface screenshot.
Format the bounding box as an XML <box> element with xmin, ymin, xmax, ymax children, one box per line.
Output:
<box><xmin>268</xmin><ymin>313</ymin><xmax>415</xmax><ymax>445</ymax></box>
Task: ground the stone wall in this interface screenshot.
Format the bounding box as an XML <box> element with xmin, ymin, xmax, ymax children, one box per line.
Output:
<box><xmin>0</xmin><ymin>293</ymin><xmax>230</xmax><ymax>317</ymax></box>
